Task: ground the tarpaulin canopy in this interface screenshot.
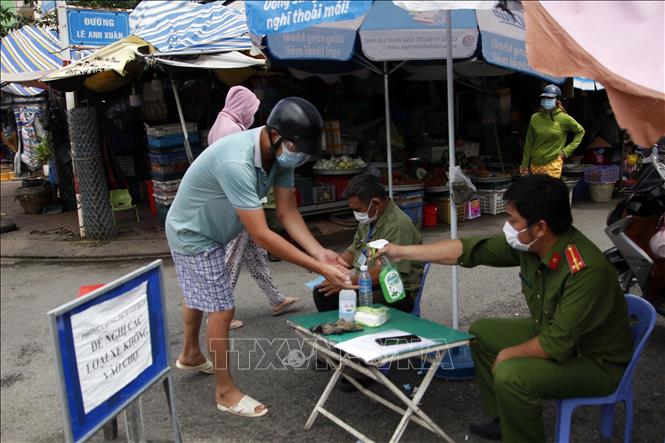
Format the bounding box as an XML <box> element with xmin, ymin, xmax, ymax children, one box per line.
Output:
<box><xmin>130</xmin><ymin>0</ymin><xmax>265</xmax><ymax>70</ymax></box>
<box><xmin>130</xmin><ymin>0</ymin><xmax>253</xmax><ymax>55</ymax></box>
<box><xmin>41</xmin><ymin>35</ymin><xmax>153</xmax><ymax>92</ymax></box>
<box><xmin>524</xmin><ymin>0</ymin><xmax>665</xmax><ymax>146</ymax></box>
<box><xmin>1</xmin><ymin>26</ymin><xmax>63</xmax><ymax>96</ymax></box>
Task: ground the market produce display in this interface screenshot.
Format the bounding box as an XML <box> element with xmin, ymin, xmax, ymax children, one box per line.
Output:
<box><xmin>380</xmin><ymin>171</ymin><xmax>423</xmax><ymax>186</ymax></box>
<box><xmin>424</xmin><ymin>167</ymin><xmax>448</xmax><ymax>188</ymax></box>
<box><xmin>313</xmin><ymin>155</ymin><xmax>367</xmax><ymax>171</ymax></box>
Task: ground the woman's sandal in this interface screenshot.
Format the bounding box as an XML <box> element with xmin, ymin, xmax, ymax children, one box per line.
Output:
<box><xmin>175</xmin><ymin>358</ymin><xmax>214</xmax><ymax>374</ymax></box>
<box><xmin>271</xmin><ymin>297</ymin><xmax>299</xmax><ymax>316</ymax></box>
<box><xmin>217</xmin><ymin>395</ymin><xmax>268</xmax><ymax>417</ymax></box>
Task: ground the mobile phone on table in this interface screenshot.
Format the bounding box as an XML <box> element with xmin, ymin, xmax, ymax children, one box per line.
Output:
<box><xmin>375</xmin><ymin>334</ymin><xmax>422</xmax><ymax>346</ymax></box>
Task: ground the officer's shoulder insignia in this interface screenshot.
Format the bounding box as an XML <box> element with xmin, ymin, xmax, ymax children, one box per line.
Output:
<box><xmin>565</xmin><ymin>244</ymin><xmax>586</xmax><ymax>274</ymax></box>
<box><xmin>548</xmin><ymin>251</ymin><xmax>562</xmax><ymax>270</ymax></box>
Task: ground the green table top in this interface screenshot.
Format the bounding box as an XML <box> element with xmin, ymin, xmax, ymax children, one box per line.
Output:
<box><xmin>287</xmin><ymin>307</ymin><xmax>473</xmax><ymax>345</ymax></box>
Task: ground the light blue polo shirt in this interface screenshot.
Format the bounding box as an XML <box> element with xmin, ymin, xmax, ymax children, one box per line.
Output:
<box><xmin>165</xmin><ymin>127</ymin><xmax>294</xmax><ymax>255</ymax></box>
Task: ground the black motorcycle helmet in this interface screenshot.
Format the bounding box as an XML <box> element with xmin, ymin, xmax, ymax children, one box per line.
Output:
<box><xmin>266</xmin><ymin>97</ymin><xmax>323</xmax><ymax>157</ymax></box>
<box><xmin>540</xmin><ymin>84</ymin><xmax>562</xmax><ymax>98</ymax></box>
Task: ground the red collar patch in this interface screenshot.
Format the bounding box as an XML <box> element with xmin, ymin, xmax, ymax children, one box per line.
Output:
<box><xmin>548</xmin><ymin>252</ymin><xmax>562</xmax><ymax>270</ymax></box>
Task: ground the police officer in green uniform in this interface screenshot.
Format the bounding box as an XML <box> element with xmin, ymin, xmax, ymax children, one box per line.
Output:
<box><xmin>379</xmin><ymin>175</ymin><xmax>633</xmax><ymax>442</ymax></box>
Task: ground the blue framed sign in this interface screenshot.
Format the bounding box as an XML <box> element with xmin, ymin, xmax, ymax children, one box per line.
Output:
<box><xmin>48</xmin><ymin>260</ymin><xmax>177</xmax><ymax>443</ymax></box>
<box><xmin>67</xmin><ymin>8</ymin><xmax>130</xmax><ymax>47</ymax></box>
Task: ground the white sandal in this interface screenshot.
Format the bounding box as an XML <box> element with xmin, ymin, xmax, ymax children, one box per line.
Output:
<box><xmin>217</xmin><ymin>395</ymin><xmax>269</xmax><ymax>417</ymax></box>
<box><xmin>175</xmin><ymin>358</ymin><xmax>214</xmax><ymax>374</ymax></box>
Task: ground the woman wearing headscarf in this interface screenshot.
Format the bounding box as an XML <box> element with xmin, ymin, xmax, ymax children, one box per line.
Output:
<box><xmin>520</xmin><ymin>84</ymin><xmax>585</xmax><ymax>178</ymax></box>
<box><xmin>208</xmin><ymin>86</ymin><xmax>299</xmax><ymax>330</ymax></box>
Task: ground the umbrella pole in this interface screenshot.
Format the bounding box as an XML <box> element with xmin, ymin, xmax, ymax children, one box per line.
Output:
<box><xmin>384</xmin><ymin>62</ymin><xmax>393</xmax><ymax>200</ymax></box>
<box><xmin>170</xmin><ymin>78</ymin><xmax>194</xmax><ymax>164</ymax></box>
<box><xmin>446</xmin><ymin>10</ymin><xmax>459</xmax><ymax>330</ymax></box>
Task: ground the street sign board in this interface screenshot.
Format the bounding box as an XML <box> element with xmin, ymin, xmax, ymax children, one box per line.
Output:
<box><xmin>48</xmin><ymin>260</ymin><xmax>175</xmax><ymax>443</ymax></box>
<box><xmin>67</xmin><ymin>8</ymin><xmax>130</xmax><ymax>47</ymax></box>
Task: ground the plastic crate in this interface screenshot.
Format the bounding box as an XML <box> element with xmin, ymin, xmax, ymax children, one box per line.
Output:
<box><xmin>148</xmin><ymin>132</ymin><xmax>199</xmax><ymax>148</ymax></box>
<box><xmin>150</xmin><ymin>161</ymin><xmax>189</xmax><ymax>175</ymax></box>
<box><xmin>153</xmin><ymin>193</ymin><xmax>175</xmax><ymax>206</ymax></box>
<box><xmin>150</xmin><ymin>170</ymin><xmax>185</xmax><ymax>181</ymax></box>
<box><xmin>152</xmin><ymin>179</ymin><xmax>181</xmax><ymax>193</ymax></box>
<box><xmin>145</xmin><ymin>122</ymin><xmax>197</xmax><ymax>137</ymax></box>
<box><xmin>393</xmin><ymin>190</ymin><xmax>424</xmax><ymax>207</ymax></box>
<box><xmin>148</xmin><ymin>150</ymin><xmax>189</xmax><ymax>165</ymax></box>
<box><xmin>399</xmin><ymin>202</ymin><xmax>423</xmax><ymax>229</ymax></box>
<box><xmin>584</xmin><ymin>165</ymin><xmax>620</xmax><ymax>183</ymax></box>
<box><xmin>477</xmin><ymin>189</ymin><xmax>508</xmax><ymax>215</ymax></box>
<box><xmin>312</xmin><ymin>184</ymin><xmax>336</xmax><ymax>203</ymax></box>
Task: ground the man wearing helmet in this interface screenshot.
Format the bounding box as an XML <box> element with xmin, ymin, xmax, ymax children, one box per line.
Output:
<box><xmin>166</xmin><ymin>97</ymin><xmax>352</xmax><ymax>418</ymax></box>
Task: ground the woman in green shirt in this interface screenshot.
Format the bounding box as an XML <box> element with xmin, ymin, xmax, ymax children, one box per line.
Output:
<box><xmin>520</xmin><ymin>84</ymin><xmax>585</xmax><ymax>178</ymax></box>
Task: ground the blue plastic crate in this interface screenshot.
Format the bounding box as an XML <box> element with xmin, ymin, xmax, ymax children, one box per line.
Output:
<box><xmin>150</xmin><ymin>170</ymin><xmax>186</xmax><ymax>181</ymax></box>
<box><xmin>398</xmin><ymin>202</ymin><xmax>423</xmax><ymax>229</ymax></box>
<box><xmin>148</xmin><ymin>151</ymin><xmax>189</xmax><ymax>165</ymax></box>
<box><xmin>148</xmin><ymin>131</ymin><xmax>199</xmax><ymax>148</ymax></box>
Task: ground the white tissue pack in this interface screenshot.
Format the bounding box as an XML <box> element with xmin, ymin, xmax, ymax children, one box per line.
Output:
<box><xmin>354</xmin><ymin>306</ymin><xmax>390</xmax><ymax>327</ymax></box>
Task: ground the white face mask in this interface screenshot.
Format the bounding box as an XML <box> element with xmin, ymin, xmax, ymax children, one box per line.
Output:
<box><xmin>503</xmin><ymin>221</ymin><xmax>537</xmax><ymax>252</ymax></box>
<box><xmin>354</xmin><ymin>200</ymin><xmax>378</xmax><ymax>225</ymax></box>
<box><xmin>649</xmin><ymin>227</ymin><xmax>665</xmax><ymax>259</ymax></box>
<box><xmin>541</xmin><ymin>98</ymin><xmax>556</xmax><ymax>111</ymax></box>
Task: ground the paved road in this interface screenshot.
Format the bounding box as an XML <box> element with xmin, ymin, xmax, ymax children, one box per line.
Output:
<box><xmin>2</xmin><ymin>201</ymin><xmax>664</xmax><ymax>442</ymax></box>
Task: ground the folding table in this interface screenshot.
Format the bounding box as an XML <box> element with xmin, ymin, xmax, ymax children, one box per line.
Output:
<box><xmin>287</xmin><ymin>308</ymin><xmax>473</xmax><ymax>443</ymax></box>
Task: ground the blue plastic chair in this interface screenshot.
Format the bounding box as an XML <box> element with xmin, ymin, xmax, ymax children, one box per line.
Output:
<box><xmin>554</xmin><ymin>294</ymin><xmax>656</xmax><ymax>443</ymax></box>
<box><xmin>410</xmin><ymin>263</ymin><xmax>431</xmax><ymax>317</ymax></box>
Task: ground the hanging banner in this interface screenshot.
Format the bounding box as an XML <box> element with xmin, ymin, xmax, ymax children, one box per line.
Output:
<box><xmin>246</xmin><ymin>0</ymin><xmax>372</xmax><ymax>35</ymax></box>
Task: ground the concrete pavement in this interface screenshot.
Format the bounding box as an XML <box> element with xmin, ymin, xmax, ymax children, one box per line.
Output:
<box><xmin>1</xmin><ymin>198</ymin><xmax>664</xmax><ymax>442</ymax></box>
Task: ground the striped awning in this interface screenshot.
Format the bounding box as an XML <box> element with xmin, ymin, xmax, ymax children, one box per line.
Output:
<box><xmin>129</xmin><ymin>0</ymin><xmax>253</xmax><ymax>55</ymax></box>
<box><xmin>1</xmin><ymin>26</ymin><xmax>63</xmax><ymax>96</ymax></box>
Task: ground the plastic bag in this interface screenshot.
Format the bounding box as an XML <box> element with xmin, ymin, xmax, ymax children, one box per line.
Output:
<box><xmin>450</xmin><ymin>166</ymin><xmax>476</xmax><ymax>203</ymax></box>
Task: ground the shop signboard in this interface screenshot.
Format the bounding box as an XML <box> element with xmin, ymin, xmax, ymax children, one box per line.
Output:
<box><xmin>48</xmin><ymin>260</ymin><xmax>176</xmax><ymax>443</ymax></box>
<box><xmin>246</xmin><ymin>0</ymin><xmax>372</xmax><ymax>36</ymax></box>
<box><xmin>67</xmin><ymin>8</ymin><xmax>130</xmax><ymax>47</ymax></box>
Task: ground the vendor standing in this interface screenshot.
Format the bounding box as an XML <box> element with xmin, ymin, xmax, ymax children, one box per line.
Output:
<box><xmin>166</xmin><ymin>97</ymin><xmax>352</xmax><ymax>418</ymax></box>
<box><xmin>520</xmin><ymin>84</ymin><xmax>585</xmax><ymax>178</ymax></box>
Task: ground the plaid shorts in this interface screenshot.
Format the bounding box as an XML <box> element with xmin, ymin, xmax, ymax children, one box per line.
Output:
<box><xmin>171</xmin><ymin>245</ymin><xmax>235</xmax><ymax>312</ymax></box>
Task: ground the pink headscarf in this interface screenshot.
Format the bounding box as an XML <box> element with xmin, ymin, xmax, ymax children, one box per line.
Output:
<box><xmin>207</xmin><ymin>86</ymin><xmax>261</xmax><ymax>145</ymax></box>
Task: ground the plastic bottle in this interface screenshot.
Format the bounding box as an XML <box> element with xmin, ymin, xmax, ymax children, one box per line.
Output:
<box><xmin>338</xmin><ymin>289</ymin><xmax>357</xmax><ymax>321</ymax></box>
<box><xmin>379</xmin><ymin>257</ymin><xmax>406</xmax><ymax>303</ymax></box>
<box><xmin>358</xmin><ymin>265</ymin><xmax>373</xmax><ymax>307</ymax></box>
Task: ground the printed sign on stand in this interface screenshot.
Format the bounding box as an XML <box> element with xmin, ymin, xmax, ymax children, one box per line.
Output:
<box><xmin>48</xmin><ymin>260</ymin><xmax>180</xmax><ymax>443</ymax></box>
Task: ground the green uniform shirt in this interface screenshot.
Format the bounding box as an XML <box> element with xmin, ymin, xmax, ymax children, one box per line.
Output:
<box><xmin>458</xmin><ymin>227</ymin><xmax>633</xmax><ymax>366</ymax></box>
<box><xmin>346</xmin><ymin>201</ymin><xmax>424</xmax><ymax>297</ymax></box>
<box><xmin>521</xmin><ymin>109</ymin><xmax>585</xmax><ymax>168</ymax></box>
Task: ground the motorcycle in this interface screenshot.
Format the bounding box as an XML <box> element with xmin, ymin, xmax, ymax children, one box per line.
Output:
<box><xmin>603</xmin><ymin>145</ymin><xmax>665</xmax><ymax>315</ymax></box>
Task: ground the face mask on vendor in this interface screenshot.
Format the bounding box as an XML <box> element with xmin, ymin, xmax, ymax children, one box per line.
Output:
<box><xmin>503</xmin><ymin>221</ymin><xmax>538</xmax><ymax>252</ymax></box>
<box><xmin>541</xmin><ymin>98</ymin><xmax>557</xmax><ymax>111</ymax></box>
<box><xmin>354</xmin><ymin>199</ymin><xmax>378</xmax><ymax>225</ymax></box>
<box><xmin>274</xmin><ymin>139</ymin><xmax>310</xmax><ymax>168</ymax></box>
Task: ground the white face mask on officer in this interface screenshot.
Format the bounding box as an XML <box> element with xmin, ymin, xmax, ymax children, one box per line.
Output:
<box><xmin>503</xmin><ymin>221</ymin><xmax>537</xmax><ymax>252</ymax></box>
<box><xmin>354</xmin><ymin>200</ymin><xmax>378</xmax><ymax>225</ymax></box>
